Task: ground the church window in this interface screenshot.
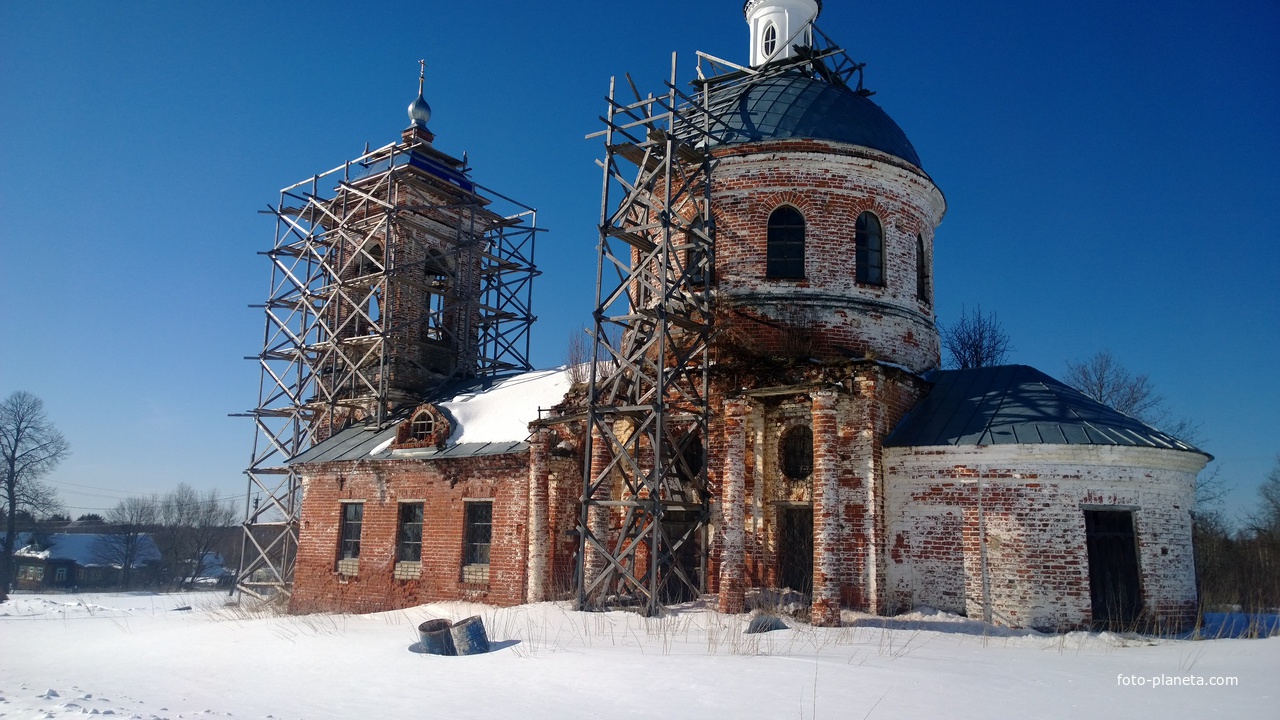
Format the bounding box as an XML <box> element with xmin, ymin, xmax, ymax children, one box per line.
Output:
<box><xmin>763</xmin><ymin>23</ymin><xmax>778</xmax><ymax>57</ymax></box>
<box><xmin>780</xmin><ymin>425</ymin><xmax>813</xmax><ymax>480</ymax></box>
<box><xmin>356</xmin><ymin>243</ymin><xmax>383</xmax><ymax>277</ymax></box>
<box><xmin>686</xmin><ymin>217</ymin><xmax>712</xmax><ymax>286</ymax></box>
<box><xmin>916</xmin><ymin>233</ymin><xmax>931</xmax><ymax>304</ymax></box>
<box><xmin>338</xmin><ymin>502</ymin><xmax>363</xmax><ymax>561</ymax></box>
<box><xmin>461</xmin><ymin>501</ymin><xmax>493</xmax><ymax>585</ymax></box>
<box><xmin>409</xmin><ymin>410</ymin><xmax>434</xmax><ymax>441</ymax></box>
<box><xmin>766</xmin><ymin>206</ymin><xmax>805</xmax><ymax>279</ymax></box>
<box><xmin>855</xmin><ymin>212</ymin><xmax>884</xmax><ymax>286</ymax></box>
<box><xmin>424</xmin><ymin>249</ymin><xmax>449</xmax><ymax>341</ymax></box>
<box><xmin>397</xmin><ymin>502</ymin><xmax>424</xmax><ymax>563</ymax></box>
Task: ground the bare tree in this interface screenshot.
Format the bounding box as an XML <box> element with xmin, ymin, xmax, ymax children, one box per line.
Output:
<box><xmin>1063</xmin><ymin>350</ymin><xmax>1202</xmax><ymax>443</ymax></box>
<box><xmin>0</xmin><ymin>391</ymin><xmax>69</xmax><ymax>600</ymax></box>
<box><xmin>94</xmin><ymin>495</ymin><xmax>160</xmax><ymax>589</ymax></box>
<box><xmin>566</xmin><ymin>326</ymin><xmax>590</xmax><ymax>386</ymax></box>
<box><xmin>940</xmin><ymin>305</ymin><xmax>1012</xmax><ymax>369</ymax></box>
<box><xmin>1253</xmin><ymin>456</ymin><xmax>1280</xmax><ymax>538</ymax></box>
<box><xmin>155</xmin><ymin>484</ymin><xmax>238</xmax><ymax>588</ymax></box>
<box><xmin>1063</xmin><ymin>351</ymin><xmax>1162</xmax><ymax>419</ymax></box>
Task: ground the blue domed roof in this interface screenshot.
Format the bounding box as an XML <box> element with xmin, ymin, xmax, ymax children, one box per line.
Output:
<box><xmin>705</xmin><ymin>72</ymin><xmax>922</xmax><ymax>168</ymax></box>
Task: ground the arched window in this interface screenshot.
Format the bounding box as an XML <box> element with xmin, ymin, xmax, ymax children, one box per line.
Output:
<box><xmin>855</xmin><ymin>212</ymin><xmax>883</xmax><ymax>286</ymax></box>
<box><xmin>766</xmin><ymin>206</ymin><xmax>805</xmax><ymax>278</ymax></box>
<box><xmin>763</xmin><ymin>23</ymin><xmax>778</xmax><ymax>57</ymax></box>
<box><xmin>780</xmin><ymin>425</ymin><xmax>813</xmax><ymax>480</ymax></box>
<box><xmin>916</xmin><ymin>233</ymin><xmax>931</xmax><ymax>304</ymax></box>
<box><xmin>686</xmin><ymin>216</ymin><xmax>712</xmax><ymax>286</ymax></box>
<box><xmin>675</xmin><ymin>433</ymin><xmax>704</xmax><ymax>485</ymax></box>
<box><xmin>423</xmin><ymin>249</ymin><xmax>449</xmax><ymax>341</ymax></box>
<box><xmin>357</xmin><ymin>244</ymin><xmax>383</xmax><ymax>277</ymax></box>
<box><xmin>409</xmin><ymin>410</ymin><xmax>434</xmax><ymax>441</ymax></box>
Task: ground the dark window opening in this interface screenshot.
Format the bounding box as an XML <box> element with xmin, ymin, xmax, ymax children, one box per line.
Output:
<box><xmin>397</xmin><ymin>503</ymin><xmax>424</xmax><ymax>562</ymax></box>
<box><xmin>855</xmin><ymin>212</ymin><xmax>884</xmax><ymax>286</ymax></box>
<box><xmin>462</xmin><ymin>501</ymin><xmax>493</xmax><ymax>584</ymax></box>
<box><xmin>777</xmin><ymin>506</ymin><xmax>814</xmax><ymax>594</ymax></box>
<box><xmin>916</xmin><ymin>233</ymin><xmax>931</xmax><ymax>304</ymax></box>
<box><xmin>356</xmin><ymin>244</ymin><xmax>383</xmax><ymax>277</ymax></box>
<box><xmin>674</xmin><ymin>433</ymin><xmax>705</xmax><ymax>485</ymax></box>
<box><xmin>763</xmin><ymin>23</ymin><xmax>778</xmax><ymax>57</ymax></box>
<box><xmin>686</xmin><ymin>218</ymin><xmax>713</xmax><ymax>286</ymax></box>
<box><xmin>766</xmin><ymin>206</ymin><xmax>805</xmax><ymax>279</ymax></box>
<box><xmin>1085</xmin><ymin>510</ymin><xmax>1143</xmax><ymax>628</ymax></box>
<box><xmin>339</xmin><ymin>503</ymin><xmax>363</xmax><ymax>561</ymax></box>
<box><xmin>424</xmin><ymin>250</ymin><xmax>449</xmax><ymax>341</ymax></box>
<box><xmin>780</xmin><ymin>425</ymin><xmax>814</xmax><ymax>480</ymax></box>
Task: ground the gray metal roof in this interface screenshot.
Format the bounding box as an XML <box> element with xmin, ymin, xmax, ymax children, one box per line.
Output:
<box><xmin>703</xmin><ymin>71</ymin><xmax>922</xmax><ymax>168</ymax></box>
<box><xmin>289</xmin><ymin>417</ymin><xmax>528</xmax><ymax>466</ymax></box>
<box><xmin>287</xmin><ymin>372</ymin><xmax>547</xmax><ymax>466</ymax></box>
<box><xmin>884</xmin><ymin>365</ymin><xmax>1210</xmax><ymax>457</ymax></box>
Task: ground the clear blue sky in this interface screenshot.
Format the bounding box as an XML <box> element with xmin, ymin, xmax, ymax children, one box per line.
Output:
<box><xmin>2</xmin><ymin>1</ymin><xmax>1276</xmax><ymax>524</ymax></box>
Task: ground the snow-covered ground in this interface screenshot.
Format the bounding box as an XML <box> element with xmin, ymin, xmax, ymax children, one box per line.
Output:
<box><xmin>1</xmin><ymin>592</ymin><xmax>1274</xmax><ymax>719</ymax></box>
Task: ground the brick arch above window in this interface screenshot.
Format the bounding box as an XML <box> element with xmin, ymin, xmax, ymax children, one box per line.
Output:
<box><xmin>393</xmin><ymin>404</ymin><xmax>451</xmax><ymax>449</ymax></box>
<box><xmin>766</xmin><ymin>204</ymin><xmax>806</xmax><ymax>279</ymax></box>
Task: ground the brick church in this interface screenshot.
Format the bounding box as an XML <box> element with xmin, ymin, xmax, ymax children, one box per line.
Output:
<box><xmin>286</xmin><ymin>0</ymin><xmax>1209</xmax><ymax>631</ymax></box>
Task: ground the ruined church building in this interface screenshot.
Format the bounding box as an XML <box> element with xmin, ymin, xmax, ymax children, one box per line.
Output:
<box><xmin>252</xmin><ymin>1</ymin><xmax>1209</xmax><ymax>631</ymax></box>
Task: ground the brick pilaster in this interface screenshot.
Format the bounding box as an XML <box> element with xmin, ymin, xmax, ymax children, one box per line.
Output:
<box><xmin>718</xmin><ymin>396</ymin><xmax>750</xmax><ymax>613</ymax></box>
<box><xmin>811</xmin><ymin>388</ymin><xmax>842</xmax><ymax>626</ymax></box>
<box><xmin>526</xmin><ymin>428</ymin><xmax>552</xmax><ymax>603</ymax></box>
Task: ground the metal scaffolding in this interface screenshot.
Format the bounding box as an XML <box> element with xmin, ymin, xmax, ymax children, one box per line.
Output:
<box><xmin>576</xmin><ymin>26</ymin><xmax>874</xmax><ymax>614</ymax></box>
<box><xmin>577</xmin><ymin>53</ymin><xmax>716</xmax><ymax>615</ymax></box>
<box><xmin>237</xmin><ymin>132</ymin><xmax>538</xmax><ymax>600</ymax></box>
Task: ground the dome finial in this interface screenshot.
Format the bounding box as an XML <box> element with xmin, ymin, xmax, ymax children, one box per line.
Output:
<box><xmin>407</xmin><ymin>59</ymin><xmax>432</xmax><ymax>129</ymax></box>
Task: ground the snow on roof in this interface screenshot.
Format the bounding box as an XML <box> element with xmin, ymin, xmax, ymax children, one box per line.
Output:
<box><xmin>288</xmin><ymin>367</ymin><xmax>576</xmax><ymax>464</ymax></box>
<box><xmin>438</xmin><ymin>367</ymin><xmax>573</xmax><ymax>445</ymax></box>
<box><xmin>11</xmin><ymin>533</ymin><xmax>161</xmax><ymax>568</ymax></box>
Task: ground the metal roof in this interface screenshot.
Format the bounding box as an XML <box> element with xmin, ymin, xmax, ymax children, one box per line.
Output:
<box><xmin>884</xmin><ymin>365</ymin><xmax>1210</xmax><ymax>457</ymax></box>
<box><xmin>287</xmin><ymin>371</ymin><xmax>552</xmax><ymax>465</ymax></box>
<box><xmin>289</xmin><ymin>416</ymin><xmax>528</xmax><ymax>466</ymax></box>
<box><xmin>704</xmin><ymin>71</ymin><xmax>922</xmax><ymax>168</ymax></box>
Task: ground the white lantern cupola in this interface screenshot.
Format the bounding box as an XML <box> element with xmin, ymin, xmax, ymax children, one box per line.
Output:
<box><xmin>744</xmin><ymin>0</ymin><xmax>821</xmax><ymax>67</ymax></box>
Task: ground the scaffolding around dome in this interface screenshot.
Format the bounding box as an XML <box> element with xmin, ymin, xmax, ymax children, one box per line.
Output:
<box><xmin>576</xmin><ymin>24</ymin><xmax>894</xmax><ymax>616</ymax></box>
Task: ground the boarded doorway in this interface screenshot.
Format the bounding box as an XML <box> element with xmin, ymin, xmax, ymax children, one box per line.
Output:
<box><xmin>1084</xmin><ymin>510</ymin><xmax>1143</xmax><ymax>628</ymax></box>
<box><xmin>777</xmin><ymin>505</ymin><xmax>813</xmax><ymax>594</ymax></box>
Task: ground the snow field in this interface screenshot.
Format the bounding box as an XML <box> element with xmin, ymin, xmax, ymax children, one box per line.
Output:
<box><xmin>1</xmin><ymin>592</ymin><xmax>1274</xmax><ymax>719</ymax></box>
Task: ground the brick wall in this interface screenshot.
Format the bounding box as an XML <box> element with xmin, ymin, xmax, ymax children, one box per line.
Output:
<box><xmin>883</xmin><ymin>444</ymin><xmax>1206</xmax><ymax>629</ymax></box>
<box><xmin>709</xmin><ymin>362</ymin><xmax>929</xmax><ymax>623</ymax></box>
<box><xmin>709</xmin><ymin>139</ymin><xmax>946</xmax><ymax>373</ymax></box>
<box><xmin>290</xmin><ymin>450</ymin><xmax>531</xmax><ymax>614</ymax></box>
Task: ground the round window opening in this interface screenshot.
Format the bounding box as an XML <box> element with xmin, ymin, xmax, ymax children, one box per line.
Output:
<box><xmin>780</xmin><ymin>425</ymin><xmax>813</xmax><ymax>480</ymax></box>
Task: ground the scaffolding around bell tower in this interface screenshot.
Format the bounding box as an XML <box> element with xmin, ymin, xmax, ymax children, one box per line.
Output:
<box><xmin>236</xmin><ymin>128</ymin><xmax>539</xmax><ymax>600</ymax></box>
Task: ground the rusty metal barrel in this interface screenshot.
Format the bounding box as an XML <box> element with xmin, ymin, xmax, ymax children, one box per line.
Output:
<box><xmin>449</xmin><ymin>616</ymin><xmax>490</xmax><ymax>655</ymax></box>
<box><xmin>417</xmin><ymin>619</ymin><xmax>456</xmax><ymax>655</ymax></box>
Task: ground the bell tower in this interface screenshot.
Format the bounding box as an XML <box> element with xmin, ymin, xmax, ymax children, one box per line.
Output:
<box><xmin>237</xmin><ymin>64</ymin><xmax>540</xmax><ymax>600</ymax></box>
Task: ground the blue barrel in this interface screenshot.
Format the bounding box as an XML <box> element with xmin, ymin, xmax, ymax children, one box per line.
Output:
<box><xmin>417</xmin><ymin>619</ymin><xmax>456</xmax><ymax>656</ymax></box>
<box><xmin>450</xmin><ymin>616</ymin><xmax>491</xmax><ymax>655</ymax></box>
